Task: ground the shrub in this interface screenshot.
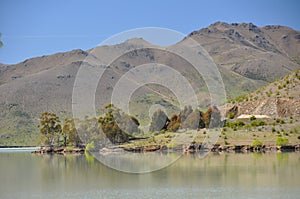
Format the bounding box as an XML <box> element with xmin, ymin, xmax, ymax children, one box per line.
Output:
<box><xmin>250</xmin><ymin>116</ymin><xmax>256</xmax><ymax>121</ymax></box>
<box><xmin>251</xmin><ymin>140</ymin><xmax>263</xmax><ymax>147</ymax></box>
<box><xmin>276</xmin><ymin>137</ymin><xmax>289</xmax><ymax>146</ymax></box>
<box><xmin>251</xmin><ymin>120</ymin><xmax>266</xmax><ymax>127</ymax></box>
<box><xmin>167</xmin><ymin>141</ymin><xmax>178</xmax><ymax>149</ymax></box>
<box><xmin>272</xmin><ymin>127</ymin><xmax>276</xmax><ymax>133</ymax></box>
<box><xmin>276</xmin><ymin>119</ymin><xmax>285</xmax><ymax>124</ymax></box>
<box><xmin>228</xmin><ymin>111</ymin><xmax>235</xmax><ymax>119</ymax></box>
<box><xmin>225</xmin><ymin>121</ymin><xmax>245</xmax><ymax>129</ymax></box>
<box><xmin>86</xmin><ymin>141</ymin><xmax>95</xmax><ymax>151</ymax></box>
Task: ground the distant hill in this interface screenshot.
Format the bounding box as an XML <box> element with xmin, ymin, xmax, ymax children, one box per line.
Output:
<box><xmin>0</xmin><ymin>22</ymin><xmax>300</xmax><ymax>145</ymax></box>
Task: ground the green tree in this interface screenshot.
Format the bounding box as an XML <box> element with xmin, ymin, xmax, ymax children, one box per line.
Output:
<box><xmin>98</xmin><ymin>104</ymin><xmax>131</xmax><ymax>144</ymax></box>
<box><xmin>39</xmin><ymin>112</ymin><xmax>62</xmax><ymax>147</ymax></box>
<box><xmin>62</xmin><ymin>118</ymin><xmax>81</xmax><ymax>147</ymax></box>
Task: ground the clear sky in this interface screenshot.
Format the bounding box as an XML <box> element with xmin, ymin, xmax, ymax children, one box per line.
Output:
<box><xmin>1</xmin><ymin>0</ymin><xmax>300</xmax><ymax>64</ymax></box>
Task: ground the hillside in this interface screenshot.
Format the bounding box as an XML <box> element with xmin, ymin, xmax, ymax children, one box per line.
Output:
<box><xmin>228</xmin><ymin>69</ymin><xmax>300</xmax><ymax>118</ymax></box>
<box><xmin>0</xmin><ymin>22</ymin><xmax>300</xmax><ymax>145</ymax></box>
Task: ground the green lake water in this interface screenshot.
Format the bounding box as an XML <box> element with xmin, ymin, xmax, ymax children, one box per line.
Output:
<box><xmin>0</xmin><ymin>150</ymin><xmax>299</xmax><ymax>199</ymax></box>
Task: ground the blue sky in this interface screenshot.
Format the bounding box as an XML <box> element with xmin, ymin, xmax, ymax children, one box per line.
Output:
<box><xmin>0</xmin><ymin>0</ymin><xmax>299</xmax><ymax>64</ymax></box>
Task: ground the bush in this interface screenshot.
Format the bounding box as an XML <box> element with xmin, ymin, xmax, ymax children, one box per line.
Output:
<box><xmin>86</xmin><ymin>141</ymin><xmax>95</xmax><ymax>151</ymax></box>
<box><xmin>276</xmin><ymin>119</ymin><xmax>285</xmax><ymax>124</ymax></box>
<box><xmin>167</xmin><ymin>141</ymin><xmax>178</xmax><ymax>149</ymax></box>
<box><xmin>276</xmin><ymin>137</ymin><xmax>289</xmax><ymax>146</ymax></box>
<box><xmin>251</xmin><ymin>120</ymin><xmax>266</xmax><ymax>127</ymax></box>
<box><xmin>251</xmin><ymin>140</ymin><xmax>263</xmax><ymax>147</ymax></box>
<box><xmin>228</xmin><ymin>112</ymin><xmax>235</xmax><ymax>119</ymax></box>
<box><xmin>225</xmin><ymin>121</ymin><xmax>245</xmax><ymax>129</ymax></box>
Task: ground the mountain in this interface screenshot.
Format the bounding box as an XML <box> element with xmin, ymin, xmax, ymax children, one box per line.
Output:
<box><xmin>0</xmin><ymin>22</ymin><xmax>300</xmax><ymax>145</ymax></box>
<box><xmin>189</xmin><ymin>22</ymin><xmax>300</xmax><ymax>96</ymax></box>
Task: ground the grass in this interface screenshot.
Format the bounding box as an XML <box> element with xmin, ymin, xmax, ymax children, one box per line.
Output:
<box><xmin>120</xmin><ymin>127</ymin><xmax>300</xmax><ymax>150</ymax></box>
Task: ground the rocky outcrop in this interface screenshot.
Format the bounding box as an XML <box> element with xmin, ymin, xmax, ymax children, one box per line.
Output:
<box><xmin>233</xmin><ymin>98</ymin><xmax>300</xmax><ymax>118</ymax></box>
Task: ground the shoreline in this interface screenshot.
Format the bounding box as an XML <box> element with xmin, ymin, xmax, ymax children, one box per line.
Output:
<box><xmin>0</xmin><ymin>146</ymin><xmax>39</xmax><ymax>148</ymax></box>
<box><xmin>32</xmin><ymin>146</ymin><xmax>85</xmax><ymax>154</ymax></box>
<box><xmin>122</xmin><ymin>143</ymin><xmax>300</xmax><ymax>153</ymax></box>
<box><xmin>29</xmin><ymin>143</ymin><xmax>300</xmax><ymax>155</ymax></box>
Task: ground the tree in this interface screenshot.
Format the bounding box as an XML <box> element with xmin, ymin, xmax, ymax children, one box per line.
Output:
<box><xmin>203</xmin><ymin>107</ymin><xmax>212</xmax><ymax>128</ymax></box>
<box><xmin>98</xmin><ymin>104</ymin><xmax>131</xmax><ymax>144</ymax></box>
<box><xmin>39</xmin><ymin>112</ymin><xmax>62</xmax><ymax>147</ymax></box>
<box><xmin>62</xmin><ymin>118</ymin><xmax>81</xmax><ymax>147</ymax></box>
<box><xmin>203</xmin><ymin>106</ymin><xmax>223</xmax><ymax>128</ymax></box>
<box><xmin>167</xmin><ymin>114</ymin><xmax>181</xmax><ymax>132</ymax></box>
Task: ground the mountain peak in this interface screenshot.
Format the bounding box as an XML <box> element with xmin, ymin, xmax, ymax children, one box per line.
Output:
<box><xmin>209</xmin><ymin>21</ymin><xmax>230</xmax><ymax>28</ymax></box>
<box><xmin>123</xmin><ymin>37</ymin><xmax>151</xmax><ymax>45</ymax></box>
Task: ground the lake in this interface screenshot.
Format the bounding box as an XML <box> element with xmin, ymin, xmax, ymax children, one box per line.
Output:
<box><xmin>0</xmin><ymin>150</ymin><xmax>299</xmax><ymax>199</ymax></box>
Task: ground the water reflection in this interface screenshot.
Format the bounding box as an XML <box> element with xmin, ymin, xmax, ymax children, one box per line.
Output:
<box><xmin>91</xmin><ymin>151</ymin><xmax>181</xmax><ymax>173</ymax></box>
<box><xmin>0</xmin><ymin>152</ymin><xmax>299</xmax><ymax>199</ymax></box>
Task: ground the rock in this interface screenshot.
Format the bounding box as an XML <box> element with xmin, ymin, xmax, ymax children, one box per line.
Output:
<box><xmin>280</xmin><ymin>145</ymin><xmax>296</xmax><ymax>152</ymax></box>
<box><xmin>73</xmin><ymin>147</ymin><xmax>85</xmax><ymax>153</ymax></box>
<box><xmin>143</xmin><ymin>145</ymin><xmax>161</xmax><ymax>152</ymax></box>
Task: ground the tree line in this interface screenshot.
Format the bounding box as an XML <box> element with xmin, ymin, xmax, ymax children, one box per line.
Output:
<box><xmin>38</xmin><ymin>104</ymin><xmax>223</xmax><ymax>147</ymax></box>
